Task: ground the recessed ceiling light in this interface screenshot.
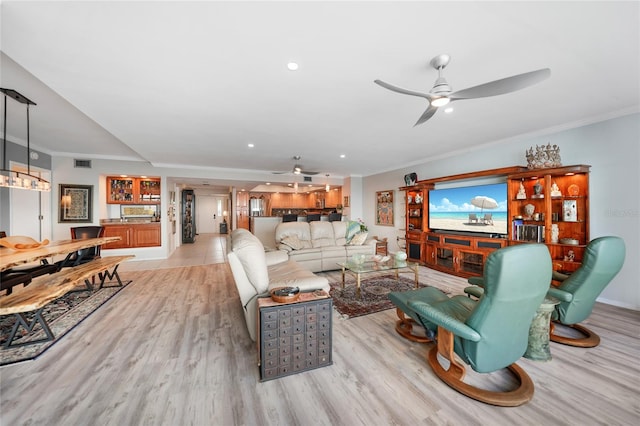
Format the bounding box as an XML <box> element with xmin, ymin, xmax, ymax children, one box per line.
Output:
<box><xmin>287</xmin><ymin>62</ymin><xmax>299</xmax><ymax>71</ymax></box>
<box><xmin>444</xmin><ymin>107</ymin><xmax>454</xmax><ymax>113</ymax></box>
<box><xmin>266</xmin><ymin>182</ymin><xmax>271</xmax><ymax>185</ymax></box>
<box><xmin>248</xmin><ymin>143</ymin><xmax>254</xmax><ymax>148</ymax></box>
<box><xmin>340</xmin><ymin>154</ymin><xmax>346</xmax><ymax>158</ymax></box>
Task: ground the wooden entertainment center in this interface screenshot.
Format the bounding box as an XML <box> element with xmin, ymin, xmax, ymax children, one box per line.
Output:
<box><xmin>400</xmin><ymin>165</ymin><xmax>590</xmax><ymax>278</ymax></box>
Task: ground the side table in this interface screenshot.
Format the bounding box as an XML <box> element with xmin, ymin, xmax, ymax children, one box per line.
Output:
<box><xmin>375</xmin><ymin>238</ymin><xmax>388</xmax><ymax>255</ymax></box>
<box><xmin>524</xmin><ymin>296</ymin><xmax>560</xmax><ymax>361</ymax></box>
<box><xmin>257</xmin><ymin>291</ymin><xmax>333</xmax><ymax>381</ymax></box>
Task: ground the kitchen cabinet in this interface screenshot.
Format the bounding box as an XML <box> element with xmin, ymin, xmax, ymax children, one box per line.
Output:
<box><xmin>237</xmin><ymin>191</ymin><xmax>249</xmax><ymax>230</ymax></box>
<box><xmin>103</xmin><ymin>223</ymin><xmax>161</xmax><ymax>249</ymax></box>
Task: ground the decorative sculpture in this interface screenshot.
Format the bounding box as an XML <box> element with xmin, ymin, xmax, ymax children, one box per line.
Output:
<box><xmin>550</xmin><ymin>182</ymin><xmax>562</xmax><ymax>197</ymax></box>
<box><xmin>516</xmin><ymin>182</ymin><xmax>527</xmax><ymax>199</ymax></box>
<box><xmin>526</xmin><ymin>143</ymin><xmax>562</xmax><ymax>169</ymax></box>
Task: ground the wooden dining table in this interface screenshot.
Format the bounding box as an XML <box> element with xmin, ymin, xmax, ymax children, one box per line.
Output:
<box><xmin>0</xmin><ymin>237</ymin><xmax>121</xmax><ymax>272</ymax></box>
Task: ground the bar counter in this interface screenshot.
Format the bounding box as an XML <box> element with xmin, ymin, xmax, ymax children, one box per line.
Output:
<box><xmin>100</xmin><ymin>220</ymin><xmax>161</xmax><ymax>249</ymax></box>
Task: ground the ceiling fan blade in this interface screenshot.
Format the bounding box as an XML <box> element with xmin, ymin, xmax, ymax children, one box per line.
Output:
<box><xmin>449</xmin><ymin>68</ymin><xmax>550</xmax><ymax>100</ymax></box>
<box><xmin>414</xmin><ymin>105</ymin><xmax>438</xmax><ymax>126</ymax></box>
<box><xmin>272</xmin><ymin>171</ymin><xmax>288</xmax><ymax>174</ymax></box>
<box><xmin>374</xmin><ymin>80</ymin><xmax>433</xmax><ymax>100</ymax></box>
<box><xmin>301</xmin><ymin>171</ymin><xmax>319</xmax><ymax>176</ymax></box>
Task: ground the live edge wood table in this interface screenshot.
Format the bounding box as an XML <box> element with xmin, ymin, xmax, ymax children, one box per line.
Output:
<box><xmin>0</xmin><ymin>237</ymin><xmax>122</xmax><ymax>272</ymax></box>
<box><xmin>257</xmin><ymin>291</ymin><xmax>333</xmax><ymax>381</ymax></box>
<box><xmin>0</xmin><ymin>237</ymin><xmax>133</xmax><ymax>348</ymax></box>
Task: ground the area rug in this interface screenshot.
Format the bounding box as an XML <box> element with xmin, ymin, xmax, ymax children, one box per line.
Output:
<box><xmin>329</xmin><ymin>274</ymin><xmax>436</xmax><ymax>319</ymax></box>
<box><xmin>0</xmin><ymin>280</ymin><xmax>130</xmax><ymax>366</ymax></box>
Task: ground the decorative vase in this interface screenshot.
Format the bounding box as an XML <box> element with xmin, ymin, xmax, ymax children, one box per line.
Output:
<box><xmin>395</xmin><ymin>251</ymin><xmax>407</xmax><ymax>261</ymax></box>
<box><xmin>551</xmin><ymin>224</ymin><xmax>559</xmax><ymax>243</ymax></box>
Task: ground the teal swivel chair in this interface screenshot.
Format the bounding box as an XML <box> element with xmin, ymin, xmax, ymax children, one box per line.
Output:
<box><xmin>391</xmin><ymin>244</ymin><xmax>552</xmax><ymax>406</ymax></box>
<box><xmin>547</xmin><ymin>236</ymin><xmax>625</xmax><ymax>347</ymax></box>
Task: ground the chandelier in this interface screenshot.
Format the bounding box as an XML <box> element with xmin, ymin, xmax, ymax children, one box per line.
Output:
<box><xmin>0</xmin><ymin>88</ymin><xmax>51</xmax><ymax>191</ymax></box>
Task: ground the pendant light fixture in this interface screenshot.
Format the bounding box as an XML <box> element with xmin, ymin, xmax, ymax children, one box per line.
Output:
<box><xmin>325</xmin><ymin>174</ymin><xmax>330</xmax><ymax>192</ymax></box>
<box><xmin>0</xmin><ymin>88</ymin><xmax>51</xmax><ymax>191</ymax></box>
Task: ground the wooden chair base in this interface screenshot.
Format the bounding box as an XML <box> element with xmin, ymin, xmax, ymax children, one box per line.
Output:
<box><xmin>395</xmin><ymin>309</ymin><xmax>433</xmax><ymax>343</ymax></box>
<box><xmin>428</xmin><ymin>328</ymin><xmax>534</xmax><ymax>407</ymax></box>
<box><xmin>550</xmin><ymin>322</ymin><xmax>601</xmax><ymax>348</ymax></box>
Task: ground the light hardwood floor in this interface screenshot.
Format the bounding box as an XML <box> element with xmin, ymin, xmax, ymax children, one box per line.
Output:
<box><xmin>1</xmin><ymin>234</ymin><xmax>638</xmax><ymax>425</ymax></box>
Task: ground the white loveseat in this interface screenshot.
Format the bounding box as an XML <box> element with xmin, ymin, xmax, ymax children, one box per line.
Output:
<box><xmin>274</xmin><ymin>221</ymin><xmax>376</xmax><ymax>272</ymax></box>
<box><xmin>227</xmin><ymin>228</ymin><xmax>330</xmax><ymax>341</ymax></box>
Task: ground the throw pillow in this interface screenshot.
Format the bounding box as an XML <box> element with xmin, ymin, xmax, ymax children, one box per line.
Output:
<box><xmin>280</xmin><ymin>235</ymin><xmax>303</xmax><ymax>250</ymax></box>
<box><xmin>345</xmin><ymin>221</ymin><xmax>361</xmax><ymax>243</ymax></box>
<box><xmin>349</xmin><ymin>231</ymin><xmax>368</xmax><ymax>246</ymax></box>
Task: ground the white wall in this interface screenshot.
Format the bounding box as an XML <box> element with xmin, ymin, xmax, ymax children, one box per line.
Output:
<box><xmin>363</xmin><ymin>113</ymin><xmax>639</xmax><ymax>310</ymax></box>
<box><xmin>40</xmin><ymin>113</ymin><xmax>639</xmax><ymax>309</ymax></box>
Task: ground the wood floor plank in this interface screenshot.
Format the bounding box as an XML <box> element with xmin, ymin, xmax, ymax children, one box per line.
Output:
<box><xmin>1</xmin><ymin>234</ymin><xmax>639</xmax><ymax>425</ymax></box>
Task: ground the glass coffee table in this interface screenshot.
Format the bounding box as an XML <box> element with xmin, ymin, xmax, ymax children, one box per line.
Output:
<box><xmin>337</xmin><ymin>259</ymin><xmax>419</xmax><ymax>297</ymax></box>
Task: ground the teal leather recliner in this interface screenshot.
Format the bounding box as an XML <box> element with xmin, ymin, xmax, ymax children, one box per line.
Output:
<box><xmin>547</xmin><ymin>236</ymin><xmax>625</xmax><ymax>347</ymax></box>
<box><xmin>390</xmin><ymin>244</ymin><xmax>552</xmax><ymax>406</ymax></box>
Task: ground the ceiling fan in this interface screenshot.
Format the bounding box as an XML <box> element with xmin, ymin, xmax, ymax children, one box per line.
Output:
<box><xmin>272</xmin><ymin>156</ymin><xmax>319</xmax><ymax>176</ymax></box>
<box><xmin>374</xmin><ymin>54</ymin><xmax>550</xmax><ymax>126</ymax></box>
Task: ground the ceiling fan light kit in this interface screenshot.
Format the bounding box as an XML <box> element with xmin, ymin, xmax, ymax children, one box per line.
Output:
<box><xmin>375</xmin><ymin>54</ymin><xmax>550</xmax><ymax>126</ymax></box>
<box><xmin>272</xmin><ymin>155</ymin><xmax>319</xmax><ymax>176</ymax></box>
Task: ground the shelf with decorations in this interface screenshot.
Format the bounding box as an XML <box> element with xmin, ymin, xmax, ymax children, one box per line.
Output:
<box><xmin>107</xmin><ymin>176</ymin><xmax>161</xmax><ymax>204</ymax></box>
<box><xmin>400</xmin><ymin>185</ymin><xmax>430</xmax><ymax>262</ymax></box>
<box><xmin>507</xmin><ymin>164</ymin><xmax>590</xmax><ymax>273</ymax></box>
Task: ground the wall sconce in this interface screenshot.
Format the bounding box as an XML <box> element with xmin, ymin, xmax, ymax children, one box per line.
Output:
<box><xmin>0</xmin><ymin>88</ymin><xmax>51</xmax><ymax>191</ymax></box>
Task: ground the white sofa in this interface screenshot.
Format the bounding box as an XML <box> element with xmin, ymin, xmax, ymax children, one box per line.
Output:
<box><xmin>274</xmin><ymin>221</ymin><xmax>376</xmax><ymax>272</ymax></box>
<box><xmin>227</xmin><ymin>228</ymin><xmax>330</xmax><ymax>341</ymax></box>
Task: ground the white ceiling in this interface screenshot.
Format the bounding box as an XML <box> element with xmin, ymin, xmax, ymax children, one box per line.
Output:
<box><xmin>1</xmin><ymin>1</ymin><xmax>638</xmax><ymax>191</ymax></box>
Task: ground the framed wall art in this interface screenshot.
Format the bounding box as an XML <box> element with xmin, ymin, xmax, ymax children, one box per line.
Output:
<box><xmin>375</xmin><ymin>190</ymin><xmax>394</xmax><ymax>226</ymax></box>
<box><xmin>59</xmin><ymin>184</ymin><xmax>93</xmax><ymax>223</ymax></box>
<box><xmin>563</xmin><ymin>199</ymin><xmax>577</xmax><ymax>222</ymax></box>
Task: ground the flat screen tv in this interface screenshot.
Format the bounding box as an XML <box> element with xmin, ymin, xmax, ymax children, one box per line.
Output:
<box><xmin>428</xmin><ymin>182</ymin><xmax>508</xmax><ymax>236</ymax></box>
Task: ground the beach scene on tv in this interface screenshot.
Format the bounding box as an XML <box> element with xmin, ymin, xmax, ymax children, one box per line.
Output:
<box><xmin>428</xmin><ymin>183</ymin><xmax>508</xmax><ymax>235</ymax></box>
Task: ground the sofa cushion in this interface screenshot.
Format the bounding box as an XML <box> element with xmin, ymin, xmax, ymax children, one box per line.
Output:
<box><xmin>349</xmin><ymin>231</ymin><xmax>368</xmax><ymax>245</ymax></box>
<box><xmin>310</xmin><ymin>221</ymin><xmax>336</xmax><ymax>248</ymax></box>
<box><xmin>275</xmin><ymin>222</ymin><xmax>313</xmax><ymax>248</ymax></box>
<box><xmin>268</xmin><ymin>259</ymin><xmax>329</xmax><ymax>292</ymax></box>
<box><xmin>230</xmin><ymin>229</ymin><xmax>269</xmax><ymax>293</ymax></box>
<box><xmin>332</xmin><ymin>221</ymin><xmax>347</xmax><ymax>246</ymax></box>
<box><xmin>280</xmin><ymin>234</ymin><xmax>304</xmax><ymax>250</ymax></box>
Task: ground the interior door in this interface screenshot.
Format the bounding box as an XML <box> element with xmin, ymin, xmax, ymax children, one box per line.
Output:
<box><xmin>196</xmin><ymin>194</ymin><xmax>217</xmax><ymax>233</ymax></box>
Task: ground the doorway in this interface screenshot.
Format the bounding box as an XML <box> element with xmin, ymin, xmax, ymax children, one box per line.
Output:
<box><xmin>196</xmin><ymin>194</ymin><xmax>228</xmax><ymax>234</ymax></box>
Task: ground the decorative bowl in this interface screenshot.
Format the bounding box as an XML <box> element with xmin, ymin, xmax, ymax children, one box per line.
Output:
<box><xmin>560</xmin><ymin>238</ymin><xmax>579</xmax><ymax>245</ymax></box>
<box><xmin>395</xmin><ymin>251</ymin><xmax>407</xmax><ymax>261</ymax></box>
<box><xmin>351</xmin><ymin>253</ymin><xmax>366</xmax><ymax>265</ymax></box>
<box><xmin>270</xmin><ymin>286</ymin><xmax>300</xmax><ymax>303</ymax></box>
<box><xmin>372</xmin><ymin>255</ymin><xmax>390</xmax><ymax>263</ymax></box>
<box><xmin>0</xmin><ymin>236</ymin><xmax>50</xmax><ymax>251</ymax></box>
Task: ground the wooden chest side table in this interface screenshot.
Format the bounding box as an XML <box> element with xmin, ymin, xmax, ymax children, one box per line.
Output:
<box><xmin>257</xmin><ymin>292</ymin><xmax>333</xmax><ymax>381</ymax></box>
<box><xmin>375</xmin><ymin>238</ymin><xmax>388</xmax><ymax>255</ymax></box>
